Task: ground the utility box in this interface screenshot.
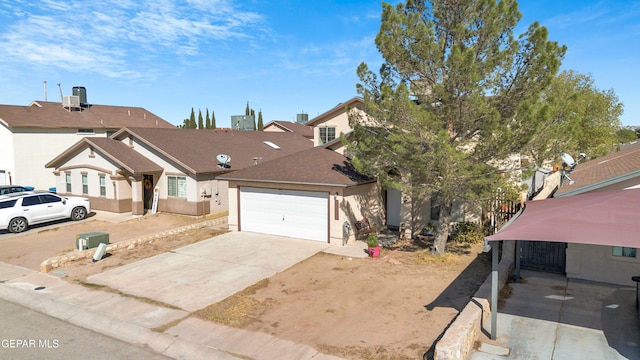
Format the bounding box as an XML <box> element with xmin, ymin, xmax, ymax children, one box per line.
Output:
<box><xmin>76</xmin><ymin>232</ymin><xmax>109</xmax><ymax>251</ymax></box>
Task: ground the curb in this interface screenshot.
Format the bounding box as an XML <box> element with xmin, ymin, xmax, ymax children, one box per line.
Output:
<box><xmin>0</xmin><ymin>282</ymin><xmax>240</xmax><ymax>360</ymax></box>
<box><xmin>40</xmin><ymin>217</ymin><xmax>228</xmax><ymax>273</ymax></box>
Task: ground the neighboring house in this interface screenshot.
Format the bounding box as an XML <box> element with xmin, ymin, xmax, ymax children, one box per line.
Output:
<box><xmin>263</xmin><ymin>121</ymin><xmax>314</xmax><ymax>141</ymax></box>
<box><xmin>551</xmin><ymin>141</ymin><xmax>640</xmax><ymax>286</ymax></box>
<box><xmin>306</xmin><ymin>97</ymin><xmax>365</xmax><ymax>148</ymax></box>
<box><xmin>0</xmin><ymin>98</ymin><xmax>175</xmax><ymax>190</ymax></box>
<box><xmin>45</xmin><ymin>127</ymin><xmax>313</xmax><ymax>216</ymax></box>
<box><xmin>217</xmin><ymin>146</ymin><xmax>377</xmax><ymax>244</ymax></box>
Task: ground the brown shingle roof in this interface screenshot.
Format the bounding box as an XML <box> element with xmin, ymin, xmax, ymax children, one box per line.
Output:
<box><xmin>113</xmin><ymin>128</ymin><xmax>314</xmax><ymax>175</ymax></box>
<box><xmin>555</xmin><ymin>141</ymin><xmax>640</xmax><ymax>195</ymax></box>
<box><xmin>217</xmin><ymin>147</ymin><xmax>374</xmax><ymax>187</ymax></box>
<box><xmin>264</xmin><ymin>121</ymin><xmax>314</xmax><ymax>138</ymax></box>
<box><xmin>0</xmin><ymin>101</ymin><xmax>175</xmax><ymax>129</ymax></box>
<box><xmin>45</xmin><ymin>137</ymin><xmax>163</xmax><ymax>174</ymax></box>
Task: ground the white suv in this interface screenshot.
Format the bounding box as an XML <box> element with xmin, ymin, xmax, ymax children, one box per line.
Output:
<box><xmin>0</xmin><ymin>192</ymin><xmax>91</xmax><ymax>233</ymax></box>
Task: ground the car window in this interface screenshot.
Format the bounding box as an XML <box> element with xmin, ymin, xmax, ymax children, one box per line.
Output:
<box><xmin>21</xmin><ymin>196</ymin><xmax>42</xmax><ymax>206</ymax></box>
<box><xmin>0</xmin><ymin>200</ymin><xmax>17</xmax><ymax>209</ymax></box>
<box><xmin>39</xmin><ymin>194</ymin><xmax>62</xmax><ymax>204</ymax></box>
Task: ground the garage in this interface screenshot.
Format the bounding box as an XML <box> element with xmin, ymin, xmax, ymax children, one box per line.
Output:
<box><xmin>239</xmin><ymin>187</ymin><xmax>329</xmax><ymax>242</ymax></box>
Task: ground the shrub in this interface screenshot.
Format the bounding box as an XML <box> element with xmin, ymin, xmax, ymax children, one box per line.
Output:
<box><xmin>449</xmin><ymin>221</ymin><xmax>484</xmax><ymax>244</ymax></box>
<box><xmin>367</xmin><ymin>232</ymin><xmax>379</xmax><ymax>247</ymax></box>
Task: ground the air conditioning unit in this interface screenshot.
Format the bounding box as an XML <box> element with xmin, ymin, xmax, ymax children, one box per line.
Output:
<box><xmin>63</xmin><ymin>95</ymin><xmax>80</xmax><ymax>108</ymax></box>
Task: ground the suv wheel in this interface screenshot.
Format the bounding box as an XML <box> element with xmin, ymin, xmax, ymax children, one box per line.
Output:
<box><xmin>8</xmin><ymin>217</ymin><xmax>28</xmax><ymax>233</ymax></box>
<box><xmin>71</xmin><ymin>207</ymin><xmax>87</xmax><ymax>221</ymax></box>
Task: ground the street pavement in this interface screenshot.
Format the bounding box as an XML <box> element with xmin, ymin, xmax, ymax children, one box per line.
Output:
<box><xmin>472</xmin><ymin>270</ymin><xmax>640</xmax><ymax>360</ymax></box>
<box><xmin>0</xmin><ymin>228</ymin><xmax>368</xmax><ymax>360</ymax></box>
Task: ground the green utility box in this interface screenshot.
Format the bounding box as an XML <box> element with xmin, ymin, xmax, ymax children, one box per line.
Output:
<box><xmin>76</xmin><ymin>232</ymin><xmax>109</xmax><ymax>251</ymax></box>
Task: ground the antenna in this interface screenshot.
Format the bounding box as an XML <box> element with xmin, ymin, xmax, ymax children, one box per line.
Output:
<box><xmin>216</xmin><ymin>154</ymin><xmax>231</xmax><ymax>168</ymax></box>
<box><xmin>43</xmin><ymin>80</ymin><xmax>47</xmax><ymax>101</ymax></box>
<box><xmin>57</xmin><ymin>83</ymin><xmax>63</xmax><ymax>102</ymax></box>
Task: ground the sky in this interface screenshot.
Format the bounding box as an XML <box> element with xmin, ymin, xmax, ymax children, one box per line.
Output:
<box><xmin>0</xmin><ymin>0</ymin><xmax>638</xmax><ymax>128</ymax></box>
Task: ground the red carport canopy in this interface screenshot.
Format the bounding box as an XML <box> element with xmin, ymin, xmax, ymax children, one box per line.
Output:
<box><xmin>486</xmin><ymin>188</ymin><xmax>640</xmax><ymax>247</ymax></box>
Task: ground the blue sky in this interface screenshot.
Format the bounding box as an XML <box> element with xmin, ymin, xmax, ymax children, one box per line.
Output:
<box><xmin>0</xmin><ymin>1</ymin><xmax>638</xmax><ymax>127</ymax></box>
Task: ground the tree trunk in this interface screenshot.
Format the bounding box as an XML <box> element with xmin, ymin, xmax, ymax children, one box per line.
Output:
<box><xmin>432</xmin><ymin>202</ymin><xmax>452</xmax><ymax>256</ymax></box>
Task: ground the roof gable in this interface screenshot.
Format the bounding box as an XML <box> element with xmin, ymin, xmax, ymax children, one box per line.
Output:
<box><xmin>217</xmin><ymin>147</ymin><xmax>374</xmax><ymax>187</ymax></box>
<box><xmin>306</xmin><ymin>97</ymin><xmax>363</xmax><ymax>127</ymax></box>
<box><xmin>264</xmin><ymin>121</ymin><xmax>314</xmax><ymax>138</ymax></box>
<box><xmin>112</xmin><ymin>127</ymin><xmax>314</xmax><ymax>175</ymax></box>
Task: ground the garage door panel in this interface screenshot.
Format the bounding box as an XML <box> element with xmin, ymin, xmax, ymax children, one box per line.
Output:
<box><xmin>240</xmin><ymin>187</ymin><xmax>328</xmax><ymax>242</ymax></box>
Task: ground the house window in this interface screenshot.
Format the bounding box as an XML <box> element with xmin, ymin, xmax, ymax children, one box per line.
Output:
<box><xmin>77</xmin><ymin>128</ymin><xmax>94</xmax><ymax>134</ymax></box>
<box><xmin>612</xmin><ymin>247</ymin><xmax>636</xmax><ymax>258</ymax></box>
<box><xmin>319</xmin><ymin>127</ymin><xmax>336</xmax><ymax>144</ymax></box>
<box><xmin>81</xmin><ymin>174</ymin><xmax>88</xmax><ymax>194</ymax></box>
<box><xmin>65</xmin><ymin>173</ymin><xmax>72</xmax><ymax>192</ymax></box>
<box><xmin>168</xmin><ymin>176</ymin><xmax>187</xmax><ymax>198</ymax></box>
<box><xmin>99</xmin><ymin>175</ymin><xmax>106</xmax><ymax>196</ymax></box>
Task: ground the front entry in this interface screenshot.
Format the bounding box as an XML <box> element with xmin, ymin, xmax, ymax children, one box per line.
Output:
<box><xmin>386</xmin><ymin>188</ymin><xmax>402</xmax><ymax>228</ymax></box>
<box><xmin>143</xmin><ymin>174</ymin><xmax>154</xmax><ymax>211</ymax></box>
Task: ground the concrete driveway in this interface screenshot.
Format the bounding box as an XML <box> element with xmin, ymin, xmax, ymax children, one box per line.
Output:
<box><xmin>87</xmin><ymin>232</ymin><xmax>334</xmax><ymax>312</ymax></box>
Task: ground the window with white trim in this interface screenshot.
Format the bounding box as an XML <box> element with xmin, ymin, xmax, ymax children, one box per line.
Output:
<box><xmin>65</xmin><ymin>173</ymin><xmax>72</xmax><ymax>192</ymax></box>
<box><xmin>99</xmin><ymin>175</ymin><xmax>106</xmax><ymax>196</ymax></box>
<box><xmin>168</xmin><ymin>176</ymin><xmax>187</xmax><ymax>198</ymax></box>
<box><xmin>319</xmin><ymin>127</ymin><xmax>336</xmax><ymax>144</ymax></box>
<box><xmin>81</xmin><ymin>174</ymin><xmax>88</xmax><ymax>194</ymax></box>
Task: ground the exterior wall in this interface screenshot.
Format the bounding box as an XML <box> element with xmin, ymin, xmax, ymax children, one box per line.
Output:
<box><xmin>566</xmin><ymin>243</ymin><xmax>640</xmax><ymax>286</ymax></box>
<box><xmin>312</xmin><ymin>106</ymin><xmax>365</xmax><ymax>147</ymax></box>
<box><xmin>0</xmin><ymin>125</ymin><xmax>15</xmax><ymax>186</ymax></box>
<box><xmin>225</xmin><ymin>180</ymin><xmax>381</xmax><ymax>245</ymax></box>
<box><xmin>11</xmin><ymin>128</ymin><xmax>112</xmax><ymax>190</ymax></box>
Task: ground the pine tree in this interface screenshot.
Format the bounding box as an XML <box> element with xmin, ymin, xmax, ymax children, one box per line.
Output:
<box><xmin>349</xmin><ymin>0</ymin><xmax>566</xmax><ymax>256</ymax></box>
<box><xmin>251</xmin><ymin>109</ymin><xmax>256</xmax><ymax>130</ymax></box>
<box><xmin>212</xmin><ymin>111</ymin><xmax>216</xmax><ymax>129</ymax></box>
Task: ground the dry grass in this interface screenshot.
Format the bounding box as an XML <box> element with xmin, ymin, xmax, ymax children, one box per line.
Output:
<box><xmin>193</xmin><ymin>279</ymin><xmax>276</xmax><ymax>327</ymax></box>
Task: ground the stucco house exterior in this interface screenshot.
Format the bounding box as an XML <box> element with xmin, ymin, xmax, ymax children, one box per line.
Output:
<box><xmin>550</xmin><ymin>141</ymin><xmax>640</xmax><ymax>286</ymax></box>
<box><xmin>45</xmin><ymin>127</ymin><xmax>313</xmax><ymax>216</ymax></box>
<box><xmin>217</xmin><ymin>147</ymin><xmax>378</xmax><ymax>244</ymax></box>
<box><xmin>0</xmin><ymin>98</ymin><xmax>174</xmax><ymax>190</ymax></box>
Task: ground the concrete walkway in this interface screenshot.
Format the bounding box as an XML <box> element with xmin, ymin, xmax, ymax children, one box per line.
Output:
<box><xmin>0</xmin><ymin>230</ymin><xmax>368</xmax><ymax>359</ymax></box>
<box><xmin>472</xmin><ymin>270</ymin><xmax>640</xmax><ymax>360</ymax></box>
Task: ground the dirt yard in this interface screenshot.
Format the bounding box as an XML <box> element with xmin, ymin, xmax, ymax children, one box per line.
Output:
<box><xmin>0</xmin><ymin>213</ymin><xmax>491</xmax><ymax>359</ymax></box>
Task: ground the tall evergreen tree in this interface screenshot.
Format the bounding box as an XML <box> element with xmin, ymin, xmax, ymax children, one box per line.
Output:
<box><xmin>251</xmin><ymin>109</ymin><xmax>256</xmax><ymax>130</ymax></box>
<box><xmin>245</xmin><ymin>101</ymin><xmax>250</xmax><ymax>116</ymax></box>
<box><xmin>257</xmin><ymin>110</ymin><xmax>264</xmax><ymax>131</ymax></box>
<box><xmin>189</xmin><ymin>108</ymin><xmax>196</xmax><ymax>129</ymax></box>
<box><xmin>348</xmin><ymin>0</ymin><xmax>566</xmax><ymax>255</ymax></box>
<box><xmin>212</xmin><ymin>111</ymin><xmax>217</xmax><ymax>129</ymax></box>
<box><xmin>205</xmin><ymin>109</ymin><xmax>211</xmax><ymax>129</ymax></box>
<box><xmin>198</xmin><ymin>109</ymin><xmax>204</xmax><ymax>129</ymax></box>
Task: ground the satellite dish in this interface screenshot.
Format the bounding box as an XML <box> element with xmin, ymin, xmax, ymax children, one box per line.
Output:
<box><xmin>561</xmin><ymin>153</ymin><xmax>575</xmax><ymax>168</ymax></box>
<box><xmin>216</xmin><ymin>154</ymin><xmax>231</xmax><ymax>168</ymax></box>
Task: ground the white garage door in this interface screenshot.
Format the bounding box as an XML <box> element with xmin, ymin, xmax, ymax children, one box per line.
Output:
<box><xmin>240</xmin><ymin>187</ymin><xmax>328</xmax><ymax>242</ymax></box>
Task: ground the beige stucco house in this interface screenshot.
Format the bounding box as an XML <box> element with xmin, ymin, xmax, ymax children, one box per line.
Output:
<box><xmin>0</xmin><ymin>97</ymin><xmax>174</xmax><ymax>190</ymax></box>
<box><xmin>45</xmin><ymin>127</ymin><xmax>313</xmax><ymax>216</ymax></box>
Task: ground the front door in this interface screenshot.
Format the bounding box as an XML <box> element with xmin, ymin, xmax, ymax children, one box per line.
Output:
<box><xmin>386</xmin><ymin>188</ymin><xmax>402</xmax><ymax>228</ymax></box>
<box><xmin>143</xmin><ymin>175</ymin><xmax>154</xmax><ymax>210</ymax></box>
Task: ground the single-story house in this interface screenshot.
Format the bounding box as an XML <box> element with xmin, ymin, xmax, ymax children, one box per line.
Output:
<box><xmin>217</xmin><ymin>146</ymin><xmax>378</xmax><ymax>244</ymax></box>
<box><xmin>0</xmin><ymin>94</ymin><xmax>175</xmax><ymax>190</ymax></box>
<box><xmin>45</xmin><ymin>127</ymin><xmax>313</xmax><ymax>216</ymax></box>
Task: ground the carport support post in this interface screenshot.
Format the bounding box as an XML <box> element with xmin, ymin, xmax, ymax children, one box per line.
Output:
<box><xmin>491</xmin><ymin>241</ymin><xmax>499</xmax><ymax>340</ymax></box>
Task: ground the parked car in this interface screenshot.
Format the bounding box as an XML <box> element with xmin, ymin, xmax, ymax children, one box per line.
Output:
<box><xmin>0</xmin><ymin>185</ymin><xmax>33</xmax><ymax>195</ymax></box>
<box><xmin>0</xmin><ymin>192</ymin><xmax>91</xmax><ymax>233</ymax></box>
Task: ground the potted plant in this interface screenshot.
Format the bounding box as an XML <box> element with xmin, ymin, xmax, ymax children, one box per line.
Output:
<box><xmin>367</xmin><ymin>232</ymin><xmax>380</xmax><ymax>258</ymax></box>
